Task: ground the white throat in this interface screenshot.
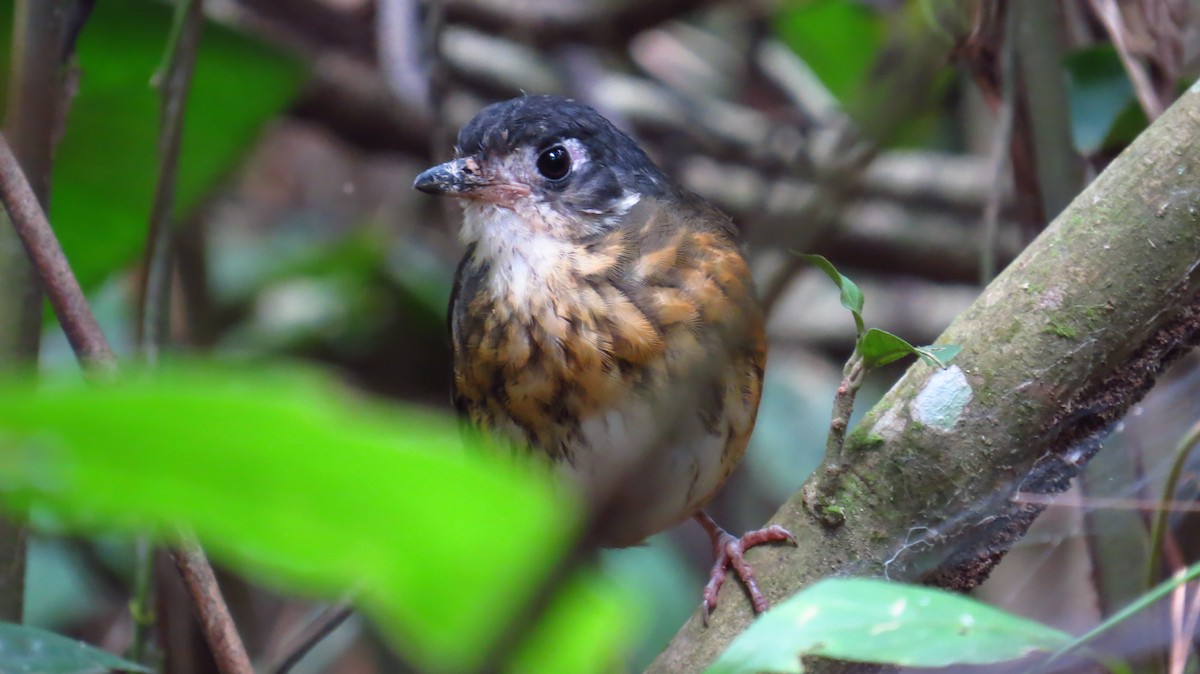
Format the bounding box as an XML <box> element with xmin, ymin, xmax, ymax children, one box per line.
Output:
<box><xmin>462</xmin><ymin>203</ymin><xmax>572</xmax><ymax>305</ymax></box>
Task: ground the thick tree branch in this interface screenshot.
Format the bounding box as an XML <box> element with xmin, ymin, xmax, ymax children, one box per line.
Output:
<box><xmin>648</xmin><ymin>76</ymin><xmax>1200</xmax><ymax>674</ymax></box>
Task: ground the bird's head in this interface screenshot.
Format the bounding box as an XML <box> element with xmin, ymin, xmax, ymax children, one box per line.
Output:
<box><xmin>414</xmin><ymin>95</ymin><xmax>668</xmax><ymax>243</ymax></box>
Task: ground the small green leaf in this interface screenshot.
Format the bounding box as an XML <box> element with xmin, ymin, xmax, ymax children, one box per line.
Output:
<box><xmin>0</xmin><ymin>622</ymin><xmax>152</xmax><ymax>673</ymax></box>
<box><xmin>799</xmin><ymin>254</ymin><xmax>865</xmax><ymax>335</ymax></box>
<box><xmin>915</xmin><ymin>343</ymin><xmax>962</xmax><ymax>368</ymax></box>
<box><xmin>857</xmin><ymin>328</ymin><xmax>916</xmax><ymax>369</ymax></box>
<box><xmin>706</xmin><ymin>578</ymin><xmax>1072</xmax><ymax>674</ymax></box>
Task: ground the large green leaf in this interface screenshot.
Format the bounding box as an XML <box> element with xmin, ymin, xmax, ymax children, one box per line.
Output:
<box><xmin>0</xmin><ymin>0</ymin><xmax>303</xmax><ymax>290</ymax></box>
<box><xmin>0</xmin><ymin>622</ymin><xmax>151</xmax><ymax>673</ymax></box>
<box><xmin>0</xmin><ymin>364</ymin><xmax>632</xmax><ymax>672</ymax></box>
<box><xmin>707</xmin><ymin>578</ymin><xmax>1072</xmax><ymax>673</ymax></box>
<box><xmin>1065</xmin><ymin>46</ymin><xmax>1138</xmax><ymax>154</ymax></box>
<box><xmin>773</xmin><ymin>0</ymin><xmax>884</xmax><ymax>108</ymax></box>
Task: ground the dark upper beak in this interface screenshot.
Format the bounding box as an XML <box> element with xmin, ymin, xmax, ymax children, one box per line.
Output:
<box><xmin>412</xmin><ymin>157</ymin><xmax>487</xmax><ymax>196</ymax></box>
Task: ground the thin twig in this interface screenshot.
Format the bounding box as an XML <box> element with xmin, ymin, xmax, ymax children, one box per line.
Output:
<box><xmin>136</xmin><ymin>0</ymin><xmax>205</xmax><ymax>357</ymax></box>
<box><xmin>826</xmin><ymin>354</ymin><xmax>865</xmax><ymax>465</ymax></box>
<box><xmin>267</xmin><ymin>602</ymin><xmax>355</xmax><ymax>674</ymax></box>
<box><xmin>0</xmin><ymin>0</ymin><xmax>76</xmax><ymax>625</ymax></box>
<box><xmin>0</xmin><ymin>131</ymin><xmax>253</xmax><ymax>674</ymax></box>
<box><xmin>801</xmin><ymin>351</ymin><xmax>865</xmax><ymax>523</ymax></box>
<box><xmin>170</xmin><ymin>542</ymin><xmax>253</xmax><ymax>674</ymax></box>
<box><xmin>980</xmin><ymin>35</ymin><xmax>1015</xmax><ymax>285</ymax></box>
<box><xmin>1146</xmin><ymin>418</ymin><xmax>1200</xmax><ymax>589</ymax></box>
<box><xmin>130</xmin><ymin>0</ymin><xmax>208</xmax><ymax>660</ymax></box>
<box><xmin>128</xmin><ymin>539</ymin><xmax>156</xmax><ymax>665</ymax></box>
<box><xmin>1087</xmin><ymin>0</ymin><xmax>1167</xmax><ymax>121</ymax></box>
<box><xmin>0</xmin><ymin>134</ymin><xmax>115</xmax><ymax>374</ymax></box>
<box><xmin>377</xmin><ymin>0</ymin><xmax>431</xmax><ymax>113</ymax></box>
<box><xmin>1178</xmin><ymin>579</ymin><xmax>1200</xmax><ymax>674</ymax></box>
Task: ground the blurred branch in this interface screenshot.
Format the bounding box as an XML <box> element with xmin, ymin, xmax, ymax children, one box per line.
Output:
<box><xmin>138</xmin><ymin>0</ymin><xmax>205</xmax><ymax>359</ymax></box>
<box><xmin>441</xmin><ymin>0</ymin><xmax>721</xmax><ymax>47</ymax></box>
<box><xmin>288</xmin><ymin>21</ymin><xmax>1016</xmax><ymax>284</ymax></box>
<box><xmin>648</xmin><ymin>68</ymin><xmax>1200</xmax><ymax>674</ymax></box>
<box><xmin>1008</xmin><ymin>0</ymin><xmax>1082</xmax><ymax>225</ymax></box>
<box><xmin>266</xmin><ymin>602</ymin><xmax>355</xmax><ymax>674</ymax></box>
<box><xmin>376</xmin><ymin>0</ymin><xmax>431</xmax><ymax>112</ymax></box>
<box><xmin>131</xmin><ymin>0</ymin><xmax>207</xmax><ymax>665</ymax></box>
<box><xmin>241</xmin><ymin>0</ymin><xmax>722</xmax><ymax>52</ymax></box>
<box><xmin>1086</xmin><ymin>0</ymin><xmax>1167</xmax><ymax>120</ymax></box>
<box><xmin>0</xmin><ymin>139</ymin><xmax>112</xmax><ymax>373</ymax></box>
<box><xmin>61</xmin><ymin>0</ymin><xmax>97</xmax><ymax>62</ymax></box>
<box><xmin>234</xmin><ymin>0</ymin><xmax>375</xmax><ymax>60</ymax></box>
<box><xmin>170</xmin><ymin>543</ymin><xmax>254</xmax><ymax>674</ymax></box>
<box><xmin>0</xmin><ymin>0</ymin><xmax>75</xmax><ymax>623</ymax></box>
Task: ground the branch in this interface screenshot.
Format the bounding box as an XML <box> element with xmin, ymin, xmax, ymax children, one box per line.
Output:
<box><xmin>0</xmin><ymin>134</ymin><xmax>115</xmax><ymax>374</ymax></box>
<box><xmin>240</xmin><ymin>0</ymin><xmax>722</xmax><ymax>52</ymax></box>
<box><xmin>130</xmin><ymin>0</ymin><xmax>208</xmax><ymax>664</ymax></box>
<box><xmin>647</xmin><ymin>71</ymin><xmax>1200</xmax><ymax>674</ymax></box>
<box><xmin>266</xmin><ymin>602</ymin><xmax>354</xmax><ymax>674</ymax></box>
<box><xmin>170</xmin><ymin>543</ymin><xmax>254</xmax><ymax>674</ymax></box>
<box><xmin>0</xmin><ymin>0</ymin><xmax>75</xmax><ymax>623</ymax></box>
<box><xmin>0</xmin><ymin>134</ymin><xmax>252</xmax><ymax>674</ymax></box>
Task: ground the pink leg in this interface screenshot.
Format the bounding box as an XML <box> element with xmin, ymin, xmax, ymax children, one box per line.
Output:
<box><xmin>694</xmin><ymin>511</ymin><xmax>796</xmax><ymax>625</ymax></box>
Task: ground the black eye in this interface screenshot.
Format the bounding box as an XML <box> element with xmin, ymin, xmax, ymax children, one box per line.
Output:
<box><xmin>536</xmin><ymin>145</ymin><xmax>571</xmax><ymax>181</ymax></box>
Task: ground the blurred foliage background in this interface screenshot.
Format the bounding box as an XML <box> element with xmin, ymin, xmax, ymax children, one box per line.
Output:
<box><xmin>1</xmin><ymin>0</ymin><xmax>1200</xmax><ymax>672</ymax></box>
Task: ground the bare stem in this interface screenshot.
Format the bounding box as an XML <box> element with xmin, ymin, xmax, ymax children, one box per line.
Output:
<box><xmin>0</xmin><ymin>0</ymin><xmax>74</xmax><ymax>624</ymax></box>
<box><xmin>136</xmin><ymin>0</ymin><xmax>204</xmax><ymax>357</ymax></box>
<box><xmin>170</xmin><ymin>541</ymin><xmax>253</xmax><ymax>674</ymax></box>
<box><xmin>826</xmin><ymin>353</ymin><xmax>865</xmax><ymax>465</ymax></box>
<box><xmin>802</xmin><ymin>351</ymin><xmax>866</xmax><ymax>523</ymax></box>
<box><xmin>0</xmin><ymin>131</ymin><xmax>252</xmax><ymax>673</ymax></box>
<box><xmin>128</xmin><ymin>0</ymin><xmax>210</xmax><ymax>666</ymax></box>
<box><xmin>0</xmin><ymin>134</ymin><xmax>114</xmax><ymax>375</ymax></box>
<box><xmin>267</xmin><ymin>602</ymin><xmax>355</xmax><ymax>674</ymax></box>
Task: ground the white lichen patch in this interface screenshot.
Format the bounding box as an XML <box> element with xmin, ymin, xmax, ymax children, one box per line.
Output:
<box><xmin>912</xmin><ymin>366</ymin><xmax>973</xmax><ymax>431</ymax></box>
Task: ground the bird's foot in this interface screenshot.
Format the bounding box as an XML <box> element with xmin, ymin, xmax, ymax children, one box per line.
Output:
<box><xmin>694</xmin><ymin>512</ymin><xmax>796</xmax><ymax>625</ymax></box>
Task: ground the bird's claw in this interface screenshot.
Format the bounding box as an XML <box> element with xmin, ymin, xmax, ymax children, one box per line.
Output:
<box><xmin>700</xmin><ymin>524</ymin><xmax>796</xmax><ymax>625</ymax></box>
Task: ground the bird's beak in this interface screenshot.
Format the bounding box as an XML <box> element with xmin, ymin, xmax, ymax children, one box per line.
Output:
<box><xmin>412</xmin><ymin>157</ymin><xmax>488</xmax><ymax>196</ymax></box>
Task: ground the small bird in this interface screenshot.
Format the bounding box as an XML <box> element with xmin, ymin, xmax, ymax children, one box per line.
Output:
<box><xmin>414</xmin><ymin>95</ymin><xmax>793</xmax><ymax>620</ymax></box>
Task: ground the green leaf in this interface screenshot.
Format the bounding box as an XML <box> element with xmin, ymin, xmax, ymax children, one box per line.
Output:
<box><xmin>773</xmin><ymin>0</ymin><xmax>884</xmax><ymax>108</ymax></box>
<box><xmin>0</xmin><ymin>363</ymin><xmax>632</xmax><ymax>673</ymax></box>
<box><xmin>706</xmin><ymin>578</ymin><xmax>1072</xmax><ymax>674</ymax></box>
<box><xmin>0</xmin><ymin>0</ymin><xmax>303</xmax><ymax>290</ymax></box>
<box><xmin>915</xmin><ymin>343</ymin><xmax>962</xmax><ymax>369</ymax></box>
<box><xmin>857</xmin><ymin>328</ymin><xmax>916</xmax><ymax>369</ymax></box>
<box><xmin>1065</xmin><ymin>46</ymin><xmax>1137</xmax><ymax>154</ymax></box>
<box><xmin>0</xmin><ymin>622</ymin><xmax>152</xmax><ymax>673</ymax></box>
<box><xmin>799</xmin><ymin>254</ymin><xmax>865</xmax><ymax>336</ymax></box>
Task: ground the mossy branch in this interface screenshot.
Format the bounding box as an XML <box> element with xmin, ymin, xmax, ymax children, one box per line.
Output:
<box><xmin>647</xmin><ymin>78</ymin><xmax>1200</xmax><ymax>674</ymax></box>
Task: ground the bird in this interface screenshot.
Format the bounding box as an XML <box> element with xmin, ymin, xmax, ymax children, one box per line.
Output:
<box><xmin>413</xmin><ymin>94</ymin><xmax>794</xmax><ymax>621</ymax></box>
